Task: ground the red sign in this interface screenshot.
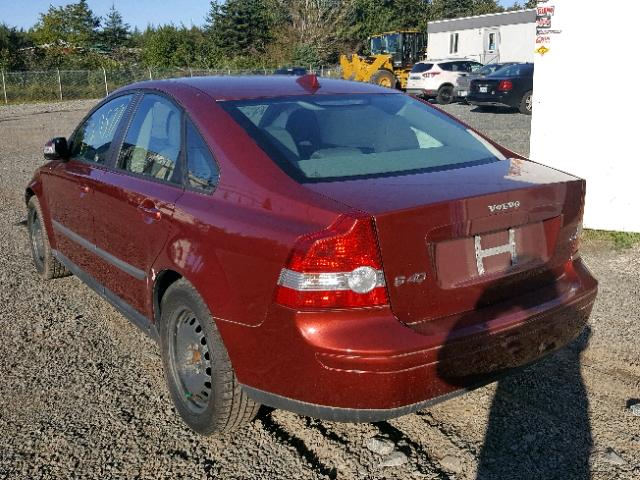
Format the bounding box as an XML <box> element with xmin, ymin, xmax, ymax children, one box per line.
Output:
<box><xmin>537</xmin><ymin>6</ymin><xmax>555</xmax><ymax>16</ymax></box>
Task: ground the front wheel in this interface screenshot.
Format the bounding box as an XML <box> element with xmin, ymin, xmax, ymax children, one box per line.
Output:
<box><xmin>159</xmin><ymin>279</ymin><xmax>260</xmax><ymax>434</ymax></box>
<box><xmin>436</xmin><ymin>85</ymin><xmax>455</xmax><ymax>105</ymax></box>
<box><xmin>519</xmin><ymin>91</ymin><xmax>533</xmax><ymax>115</ymax></box>
<box><xmin>370</xmin><ymin>70</ymin><xmax>397</xmax><ymax>89</ymax></box>
<box><xmin>27</xmin><ymin>196</ymin><xmax>69</xmax><ymax>279</ymax></box>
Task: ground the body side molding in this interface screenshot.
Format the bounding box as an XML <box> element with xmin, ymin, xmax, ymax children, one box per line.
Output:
<box><xmin>52</xmin><ymin>249</ymin><xmax>159</xmax><ymax>342</ymax></box>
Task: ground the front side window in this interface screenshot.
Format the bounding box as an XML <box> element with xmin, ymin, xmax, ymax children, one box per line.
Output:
<box><xmin>186</xmin><ymin>119</ymin><xmax>219</xmax><ymax>192</ymax></box>
<box><xmin>118</xmin><ymin>94</ymin><xmax>182</xmax><ymax>183</ymax></box>
<box><xmin>370</xmin><ymin>37</ymin><xmax>383</xmax><ymax>54</ymax></box>
<box><xmin>221</xmin><ymin>94</ymin><xmax>506</xmax><ymax>183</ymax></box>
<box><xmin>70</xmin><ymin>94</ymin><xmax>132</xmax><ymax>164</ymax></box>
<box><xmin>384</xmin><ymin>34</ymin><xmax>400</xmax><ymax>54</ymax></box>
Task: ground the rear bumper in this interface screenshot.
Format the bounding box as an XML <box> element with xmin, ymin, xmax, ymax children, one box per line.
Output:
<box><xmin>468</xmin><ymin>91</ymin><xmax>519</xmax><ymax>108</ymax></box>
<box><xmin>228</xmin><ymin>258</ymin><xmax>597</xmax><ymax>422</ymax></box>
<box><xmin>406</xmin><ymin>88</ymin><xmax>437</xmax><ymax>97</ymax></box>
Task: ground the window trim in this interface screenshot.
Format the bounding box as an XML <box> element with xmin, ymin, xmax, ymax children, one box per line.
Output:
<box><xmin>220</xmin><ymin>93</ymin><xmax>502</xmax><ymax>184</ymax></box>
<box><xmin>487</xmin><ymin>32</ymin><xmax>497</xmax><ymax>53</ymax></box>
<box><xmin>111</xmin><ymin>90</ymin><xmax>186</xmax><ymax>188</ymax></box>
<box><xmin>182</xmin><ymin>116</ymin><xmax>220</xmax><ymax>196</ymax></box>
<box><xmin>449</xmin><ymin>33</ymin><xmax>459</xmax><ymax>55</ymax></box>
<box><xmin>67</xmin><ymin>91</ymin><xmax>138</xmax><ymax>168</ymax></box>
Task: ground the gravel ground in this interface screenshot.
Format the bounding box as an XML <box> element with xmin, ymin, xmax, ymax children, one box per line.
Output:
<box><xmin>0</xmin><ymin>98</ymin><xmax>638</xmax><ymax>480</ymax></box>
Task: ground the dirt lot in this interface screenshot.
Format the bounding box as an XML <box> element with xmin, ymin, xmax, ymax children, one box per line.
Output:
<box><xmin>0</xmin><ymin>99</ymin><xmax>638</xmax><ymax>480</ymax></box>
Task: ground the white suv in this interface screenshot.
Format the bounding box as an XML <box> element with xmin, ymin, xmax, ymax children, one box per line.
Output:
<box><xmin>406</xmin><ymin>59</ymin><xmax>483</xmax><ymax>104</ymax></box>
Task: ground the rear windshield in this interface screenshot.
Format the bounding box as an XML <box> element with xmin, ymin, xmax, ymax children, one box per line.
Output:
<box><xmin>489</xmin><ymin>63</ymin><xmax>533</xmax><ymax>77</ymax></box>
<box><xmin>478</xmin><ymin>63</ymin><xmax>510</xmax><ymax>75</ymax></box>
<box><xmin>221</xmin><ymin>94</ymin><xmax>506</xmax><ymax>183</ymax></box>
<box><xmin>411</xmin><ymin>63</ymin><xmax>433</xmax><ymax>73</ymax></box>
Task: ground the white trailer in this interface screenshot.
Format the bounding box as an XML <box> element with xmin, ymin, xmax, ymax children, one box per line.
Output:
<box><xmin>427</xmin><ymin>9</ymin><xmax>536</xmax><ymax>64</ymax></box>
<box><xmin>529</xmin><ymin>1</ymin><xmax>639</xmax><ymax>232</ymax></box>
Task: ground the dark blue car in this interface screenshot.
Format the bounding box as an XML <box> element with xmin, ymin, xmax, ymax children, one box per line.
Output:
<box><xmin>468</xmin><ymin>63</ymin><xmax>534</xmax><ymax>115</ymax></box>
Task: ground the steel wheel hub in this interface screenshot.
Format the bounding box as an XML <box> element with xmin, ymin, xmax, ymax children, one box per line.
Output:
<box><xmin>172</xmin><ymin>309</ymin><xmax>212</xmax><ymax>413</ymax></box>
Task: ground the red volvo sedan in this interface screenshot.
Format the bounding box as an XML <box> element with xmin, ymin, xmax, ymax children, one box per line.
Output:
<box><xmin>26</xmin><ymin>75</ymin><xmax>597</xmax><ymax>434</ymax></box>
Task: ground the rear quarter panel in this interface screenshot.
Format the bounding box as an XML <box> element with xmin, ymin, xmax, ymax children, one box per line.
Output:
<box><xmin>149</xmin><ymin>84</ymin><xmax>352</xmax><ymax>327</ymax></box>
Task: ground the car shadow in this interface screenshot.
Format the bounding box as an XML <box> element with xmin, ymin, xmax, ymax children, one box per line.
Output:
<box><xmin>436</xmin><ymin>258</ymin><xmax>593</xmax><ymax>479</ymax></box>
<box><xmin>469</xmin><ymin>106</ymin><xmax>518</xmax><ymax>114</ymax></box>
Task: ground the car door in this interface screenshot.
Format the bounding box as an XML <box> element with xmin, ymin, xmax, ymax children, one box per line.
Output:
<box><xmin>45</xmin><ymin>94</ymin><xmax>134</xmax><ymax>275</ymax></box>
<box><xmin>90</xmin><ymin>93</ymin><xmax>185</xmax><ymax>316</ymax></box>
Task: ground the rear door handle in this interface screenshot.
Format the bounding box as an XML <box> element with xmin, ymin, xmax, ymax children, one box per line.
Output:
<box><xmin>79</xmin><ymin>185</ymin><xmax>90</xmax><ymax>194</ymax></box>
<box><xmin>138</xmin><ymin>198</ymin><xmax>162</xmax><ymax>221</ymax></box>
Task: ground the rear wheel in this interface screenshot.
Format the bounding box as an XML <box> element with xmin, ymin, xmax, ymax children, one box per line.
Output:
<box><xmin>436</xmin><ymin>85</ymin><xmax>455</xmax><ymax>105</ymax></box>
<box><xmin>370</xmin><ymin>70</ymin><xmax>396</xmax><ymax>89</ymax></box>
<box><xmin>159</xmin><ymin>279</ymin><xmax>260</xmax><ymax>434</ymax></box>
<box><xmin>519</xmin><ymin>91</ymin><xmax>533</xmax><ymax>115</ymax></box>
<box><xmin>27</xmin><ymin>196</ymin><xmax>69</xmax><ymax>279</ymax></box>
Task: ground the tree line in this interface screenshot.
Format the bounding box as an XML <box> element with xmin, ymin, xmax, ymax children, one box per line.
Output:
<box><xmin>0</xmin><ymin>0</ymin><xmax>537</xmax><ymax>71</ymax></box>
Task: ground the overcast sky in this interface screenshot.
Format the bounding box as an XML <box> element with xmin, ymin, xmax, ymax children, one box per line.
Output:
<box><xmin>0</xmin><ymin>0</ymin><xmax>518</xmax><ymax>30</ymax></box>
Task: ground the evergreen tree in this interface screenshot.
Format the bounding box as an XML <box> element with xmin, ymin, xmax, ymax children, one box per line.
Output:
<box><xmin>206</xmin><ymin>0</ymin><xmax>276</xmax><ymax>59</ymax></box>
<box><xmin>0</xmin><ymin>24</ymin><xmax>31</xmax><ymax>69</ymax></box>
<box><xmin>101</xmin><ymin>5</ymin><xmax>130</xmax><ymax>50</ymax></box>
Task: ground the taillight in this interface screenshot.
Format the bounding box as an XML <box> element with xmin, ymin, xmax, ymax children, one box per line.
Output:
<box><xmin>422</xmin><ymin>72</ymin><xmax>440</xmax><ymax>78</ymax></box>
<box><xmin>275</xmin><ymin>214</ymin><xmax>389</xmax><ymax>309</ymax></box>
<box><xmin>569</xmin><ymin>219</ymin><xmax>583</xmax><ymax>258</ymax></box>
<box><xmin>497</xmin><ymin>80</ymin><xmax>513</xmax><ymax>91</ymax></box>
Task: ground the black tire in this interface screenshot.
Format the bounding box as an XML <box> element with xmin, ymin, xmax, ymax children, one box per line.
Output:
<box><xmin>436</xmin><ymin>85</ymin><xmax>455</xmax><ymax>105</ymax></box>
<box><xmin>370</xmin><ymin>70</ymin><xmax>396</xmax><ymax>89</ymax></box>
<box><xmin>27</xmin><ymin>196</ymin><xmax>70</xmax><ymax>279</ymax></box>
<box><xmin>159</xmin><ymin>279</ymin><xmax>260</xmax><ymax>434</ymax></box>
<box><xmin>519</xmin><ymin>90</ymin><xmax>533</xmax><ymax>115</ymax></box>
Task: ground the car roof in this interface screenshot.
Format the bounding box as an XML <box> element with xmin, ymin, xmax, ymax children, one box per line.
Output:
<box><xmin>118</xmin><ymin>75</ymin><xmax>399</xmax><ymax>101</ymax></box>
<box><xmin>420</xmin><ymin>58</ymin><xmax>478</xmax><ymax>64</ymax></box>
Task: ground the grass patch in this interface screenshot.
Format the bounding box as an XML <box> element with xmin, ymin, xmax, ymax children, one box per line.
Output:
<box><xmin>583</xmin><ymin>229</ymin><xmax>640</xmax><ymax>250</ymax></box>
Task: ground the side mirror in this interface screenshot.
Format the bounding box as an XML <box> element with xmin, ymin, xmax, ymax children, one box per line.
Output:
<box><xmin>43</xmin><ymin>137</ymin><xmax>70</xmax><ymax>161</ymax></box>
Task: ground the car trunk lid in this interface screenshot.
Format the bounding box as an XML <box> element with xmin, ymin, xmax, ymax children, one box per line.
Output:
<box><xmin>306</xmin><ymin>158</ymin><xmax>584</xmax><ymax>325</ymax></box>
<box><xmin>471</xmin><ymin>78</ymin><xmax>500</xmax><ymax>95</ymax></box>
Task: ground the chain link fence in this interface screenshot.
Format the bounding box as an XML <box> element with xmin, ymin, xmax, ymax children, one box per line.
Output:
<box><xmin>0</xmin><ymin>66</ymin><xmax>342</xmax><ymax>105</ymax></box>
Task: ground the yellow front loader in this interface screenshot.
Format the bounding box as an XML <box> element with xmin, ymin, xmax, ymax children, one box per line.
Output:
<box><xmin>340</xmin><ymin>31</ymin><xmax>426</xmax><ymax>89</ymax></box>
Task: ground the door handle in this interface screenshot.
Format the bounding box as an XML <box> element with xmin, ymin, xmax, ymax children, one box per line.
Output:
<box><xmin>138</xmin><ymin>199</ymin><xmax>162</xmax><ymax>221</ymax></box>
<box><xmin>79</xmin><ymin>185</ymin><xmax>90</xmax><ymax>194</ymax></box>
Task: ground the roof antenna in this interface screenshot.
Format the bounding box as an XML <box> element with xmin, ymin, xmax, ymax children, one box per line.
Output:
<box><xmin>296</xmin><ymin>73</ymin><xmax>320</xmax><ymax>92</ymax></box>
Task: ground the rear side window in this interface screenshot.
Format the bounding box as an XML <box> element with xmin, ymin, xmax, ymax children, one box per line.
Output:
<box><xmin>118</xmin><ymin>94</ymin><xmax>182</xmax><ymax>183</ymax></box>
<box><xmin>411</xmin><ymin>63</ymin><xmax>433</xmax><ymax>73</ymax></box>
<box><xmin>186</xmin><ymin>119</ymin><xmax>219</xmax><ymax>192</ymax></box>
<box><xmin>70</xmin><ymin>95</ymin><xmax>132</xmax><ymax>164</ymax></box>
<box><xmin>221</xmin><ymin>94</ymin><xmax>506</xmax><ymax>183</ymax></box>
